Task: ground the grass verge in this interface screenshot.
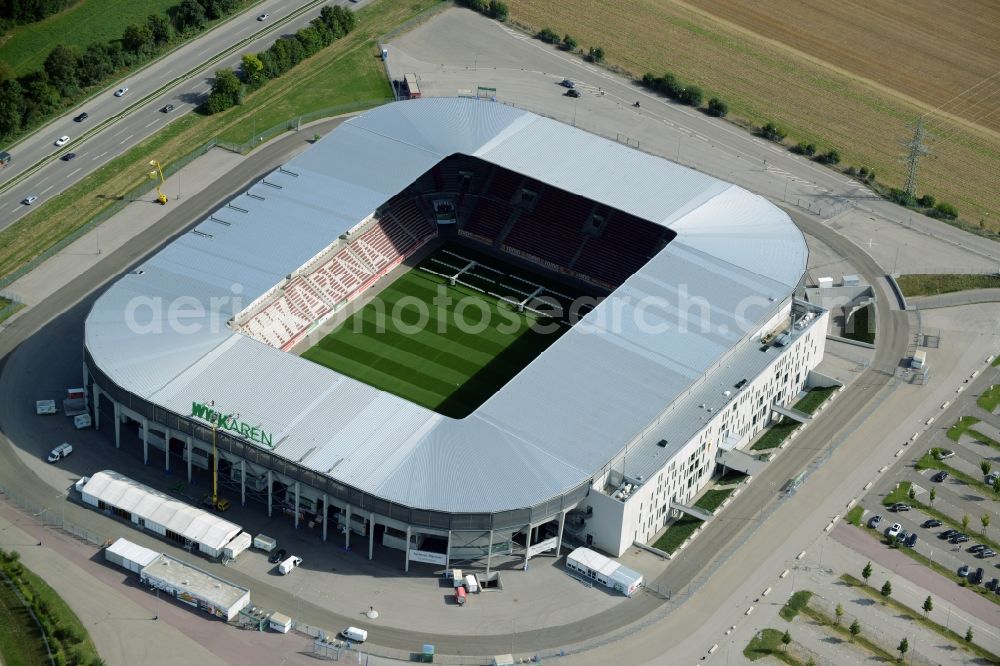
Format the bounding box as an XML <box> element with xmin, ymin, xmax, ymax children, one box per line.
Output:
<box><xmin>948</xmin><ymin>416</ymin><xmax>981</xmax><ymax>441</ymax></box>
<box><xmin>896</xmin><ymin>274</ymin><xmax>1000</xmax><ymax>298</ymax></box>
<box><xmin>0</xmin><ymin>572</ymin><xmax>50</xmax><ymax>666</ymax></box>
<box><xmin>743</xmin><ymin>628</ymin><xmax>801</xmax><ymax>664</ymax></box>
<box><xmin>915</xmin><ymin>453</ymin><xmax>994</xmax><ymax>497</ymax></box>
<box><xmin>840</xmin><ymin>573</ymin><xmax>1000</xmax><ymax>661</ymax></box>
<box><xmin>779</xmin><ymin>590</ymin><xmax>812</xmax><ymax>622</ymax></box>
<box><xmin>792</xmin><ymin>386</ymin><xmax>837</xmax><ymax>415</ymax></box>
<box><xmin>881</xmin><ymin>480</ymin><xmax>912</xmax><ymax>506</ymax></box>
<box><xmin>845</xmin><ymin>505</ymin><xmax>864</xmax><ymax>526</ymax></box>
<box><xmin>979</xmin><ymin>386</ymin><xmax>1000</xmax><ymax>414</ymax></box>
<box><xmin>693</xmin><ymin>487</ymin><xmax>734</xmax><ymax>513</ymax></box>
<box><xmin>844</xmin><ymin>303</ymin><xmax>875</xmax><ymax>344</ymax></box>
<box><xmin>652</xmin><ymin>515</ymin><xmax>702</xmax><ymax>554</ymax></box>
<box><xmin>751</xmin><ymin>420</ymin><xmax>799</xmax><ymax>451</ymax></box>
<box><xmin>0</xmin><ymin>0</ymin><xmax>437</xmax><ymax>283</ymax></box>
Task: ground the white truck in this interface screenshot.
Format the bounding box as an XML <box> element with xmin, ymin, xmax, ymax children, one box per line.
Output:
<box><xmin>35</xmin><ymin>400</ymin><xmax>57</xmax><ymax>415</ymax></box>
<box><xmin>253</xmin><ymin>534</ymin><xmax>277</xmax><ymax>552</ymax></box>
<box><xmin>47</xmin><ymin>442</ymin><xmax>73</xmax><ymax>463</ymax></box>
<box><xmin>73</xmin><ymin>413</ymin><xmax>92</xmax><ymax>429</ymax></box>
<box><xmin>278</xmin><ymin>555</ymin><xmax>302</xmax><ymax>575</ymax></box>
<box><xmin>62</xmin><ymin>388</ymin><xmax>88</xmax><ymax>417</ymax></box>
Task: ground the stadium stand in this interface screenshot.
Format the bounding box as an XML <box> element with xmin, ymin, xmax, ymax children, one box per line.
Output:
<box><xmin>503</xmin><ymin>187</ymin><xmax>594</xmax><ymax>267</ymax></box>
<box><xmin>462</xmin><ymin>198</ymin><xmax>515</xmax><ymax>242</ymax></box>
<box><xmin>571</xmin><ymin>211</ymin><xmax>670</xmax><ymax>285</ymax></box>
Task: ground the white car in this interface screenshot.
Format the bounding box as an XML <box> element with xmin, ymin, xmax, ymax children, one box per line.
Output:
<box><xmin>114</xmin><ymin>87</ymin><xmax>128</xmax><ymax>97</ymax></box>
<box><xmin>22</xmin><ymin>195</ymin><xmax>38</xmax><ymax>205</ymax></box>
<box><xmin>257</xmin><ymin>12</ymin><xmax>269</xmax><ymax>20</ymax></box>
<box><xmin>886</xmin><ymin>523</ymin><xmax>902</xmax><ymax>539</ymax></box>
<box><xmin>47</xmin><ymin>442</ymin><xmax>73</xmax><ymax>463</ymax></box>
<box><xmin>54</xmin><ymin>135</ymin><xmax>70</xmax><ymax>147</ymax></box>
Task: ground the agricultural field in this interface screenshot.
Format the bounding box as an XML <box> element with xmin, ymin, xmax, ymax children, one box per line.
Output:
<box><xmin>504</xmin><ymin>0</ymin><xmax>1000</xmax><ymax>228</ymax></box>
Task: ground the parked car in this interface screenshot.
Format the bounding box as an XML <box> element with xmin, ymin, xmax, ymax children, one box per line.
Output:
<box><xmin>889</xmin><ymin>503</ymin><xmax>911</xmax><ymax>512</ymax></box>
<box><xmin>559</xmin><ymin>79</ymin><xmax>575</xmax><ymax>88</ymax></box>
<box><xmin>970</xmin><ymin>544</ymin><xmax>986</xmax><ymax>553</ymax></box>
<box><xmin>935</xmin><ymin>449</ymin><xmax>956</xmax><ymax>460</ymax></box>
<box><xmin>114</xmin><ymin>87</ymin><xmax>128</xmax><ymax>97</ymax></box>
<box><xmin>905</xmin><ymin>533</ymin><xmax>918</xmax><ymax>548</ymax></box>
<box><xmin>979</xmin><ymin>549</ymin><xmax>997</xmax><ymax>559</ymax></box>
<box><xmin>932</xmin><ymin>471</ymin><xmax>949</xmax><ymax>482</ymax></box>
<box><xmin>74</xmin><ymin>112</ymin><xmax>89</xmax><ymax>122</ymax></box>
<box><xmin>886</xmin><ymin>523</ymin><xmax>902</xmax><ymax>539</ymax></box>
<box><xmin>940</xmin><ymin>528</ymin><xmax>958</xmax><ymax>539</ymax></box>
<box><xmin>868</xmin><ymin>514</ymin><xmax>883</xmax><ymax>529</ymax></box>
<box><xmin>897</xmin><ymin>529</ymin><xmax>910</xmax><ymax>543</ymax></box>
<box><xmin>161</xmin><ymin>104</ymin><xmax>175</xmax><ymax>113</ymax></box>
<box><xmin>565</xmin><ymin>89</ymin><xmax>581</xmax><ymax>98</ymax></box>
<box><xmin>972</xmin><ymin>567</ymin><xmax>985</xmax><ymax>585</ymax></box>
<box><xmin>988</xmin><ymin>578</ymin><xmax>999</xmax><ymax>591</ymax></box>
<box><xmin>951</xmin><ymin>534</ymin><xmax>971</xmax><ymax>544</ymax></box>
<box><xmin>988</xmin><ymin>472</ymin><xmax>999</xmax><ymax>485</ymax></box>
<box><xmin>922</xmin><ymin>519</ymin><xmax>942</xmax><ymax>528</ymax></box>
<box><xmin>54</xmin><ymin>135</ymin><xmax>70</xmax><ymax>147</ymax></box>
<box><xmin>257</xmin><ymin>12</ymin><xmax>269</xmax><ymax>20</ymax></box>
<box><xmin>958</xmin><ymin>564</ymin><xmax>970</xmax><ymax>577</ymax></box>
<box><xmin>47</xmin><ymin>442</ymin><xmax>72</xmax><ymax>462</ymax></box>
<box><xmin>268</xmin><ymin>548</ymin><xmax>287</xmax><ymax>564</ymax></box>
<box><xmin>21</xmin><ymin>195</ymin><xmax>38</xmax><ymax>205</ymax></box>
<box><xmin>61</xmin><ymin>152</ymin><xmax>77</xmax><ymax>161</ymax></box>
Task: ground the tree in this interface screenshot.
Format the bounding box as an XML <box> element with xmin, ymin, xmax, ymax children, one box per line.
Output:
<box><xmin>917</xmin><ymin>194</ymin><xmax>936</xmax><ymax>208</ymax></box>
<box><xmin>816</xmin><ymin>149</ymin><xmax>840</xmax><ymax>165</ymax></box>
<box><xmin>122</xmin><ymin>23</ymin><xmax>154</xmax><ymax>55</ymax></box>
<box><xmin>43</xmin><ymin>44</ymin><xmax>79</xmax><ymax>96</ymax></box>
<box><xmin>862</xmin><ymin>561</ymin><xmax>873</xmax><ymax>585</ymax></box>
<box><xmin>561</xmin><ymin>34</ymin><xmax>577</xmax><ymax>51</ymax></box>
<box><xmin>487</xmin><ymin>0</ymin><xmax>508</xmax><ymax>21</ymax></box>
<box><xmin>760</xmin><ymin>121</ymin><xmax>786</xmax><ymax>142</ymax></box>
<box><xmin>849</xmin><ymin>619</ymin><xmax>861</xmax><ymax>641</ymax></box>
<box><xmin>880</xmin><ymin>580</ymin><xmax>892</xmax><ymax>599</ymax></box>
<box><xmin>241</xmin><ymin>54</ymin><xmax>265</xmax><ymax>88</ymax></box>
<box><xmin>922</xmin><ymin>596</ymin><xmax>933</xmax><ymax>615</ymax></box>
<box><xmin>897</xmin><ymin>637</ymin><xmax>908</xmax><ymax>661</ymax></box>
<box><xmin>982</xmin><ymin>460</ymin><xmax>992</xmax><ymax>477</ymax></box>
<box><xmin>907</xmin><ymin>487</ymin><xmax>916</xmax><ymax>501</ymax></box>
<box><xmin>929</xmin><ymin>487</ymin><xmax>936</xmax><ymax>503</ymax></box>
<box><xmin>707</xmin><ymin>97</ymin><xmax>728</xmax><ymax>117</ymax></box>
<box><xmin>932</xmin><ymin>202</ymin><xmax>958</xmax><ymax>220</ymax></box>
<box><xmin>171</xmin><ymin>0</ymin><xmax>207</xmax><ymax>33</ymax></box>
<box><xmin>678</xmin><ymin>85</ymin><xmax>703</xmax><ymax>107</ymax></box>
<box><xmin>966</xmin><ymin>626</ymin><xmax>974</xmax><ymax>642</ymax></box>
<box><xmin>205</xmin><ymin>67</ymin><xmax>242</xmax><ymax>114</ymax></box>
<box><xmin>835</xmin><ymin>602</ymin><xmax>844</xmax><ymax>625</ymax></box>
<box><xmin>963</xmin><ymin>514</ymin><xmax>971</xmax><ymax>532</ymax></box>
<box><xmin>536</xmin><ymin>27</ymin><xmax>560</xmax><ymax>44</ymax></box>
<box><xmin>0</xmin><ymin>79</ymin><xmax>26</xmax><ymax>139</ymax></box>
<box><xmin>781</xmin><ymin>630</ymin><xmax>791</xmax><ymax>652</ymax></box>
<box><xmin>587</xmin><ymin>46</ymin><xmax>605</xmax><ymax>63</ymax></box>
<box><xmin>147</xmin><ymin>14</ymin><xmax>173</xmax><ymax>46</ymax></box>
<box><xmin>982</xmin><ymin>513</ymin><xmax>990</xmax><ymax>535</ymax></box>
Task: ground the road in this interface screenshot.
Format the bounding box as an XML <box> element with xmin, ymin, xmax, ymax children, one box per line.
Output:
<box><xmin>0</xmin><ymin>0</ymin><xmax>371</xmax><ymax>229</ymax></box>
<box><xmin>910</xmin><ymin>288</ymin><xmax>1000</xmax><ymax>310</ymax></box>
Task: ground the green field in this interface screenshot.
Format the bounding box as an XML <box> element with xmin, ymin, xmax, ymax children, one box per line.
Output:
<box><xmin>0</xmin><ymin>0</ymin><xmax>180</xmax><ymax>77</ymax></box>
<box><xmin>302</xmin><ymin>245</ymin><xmax>570</xmax><ymax>418</ymax></box>
<box><xmin>897</xmin><ymin>274</ymin><xmax>1000</xmax><ymax>298</ymax></box>
<box><xmin>0</xmin><ymin>576</ymin><xmax>50</xmax><ymax>666</ymax></box>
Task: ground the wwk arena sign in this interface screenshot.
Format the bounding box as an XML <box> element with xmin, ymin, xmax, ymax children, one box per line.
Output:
<box><xmin>191</xmin><ymin>402</ymin><xmax>274</xmax><ymax>449</ymax></box>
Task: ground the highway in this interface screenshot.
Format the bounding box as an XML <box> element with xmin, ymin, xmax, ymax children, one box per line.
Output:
<box><xmin>0</xmin><ymin>0</ymin><xmax>370</xmax><ymax>229</ymax></box>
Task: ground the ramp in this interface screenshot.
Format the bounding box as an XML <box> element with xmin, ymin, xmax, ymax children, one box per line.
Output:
<box><xmin>716</xmin><ymin>448</ymin><xmax>766</xmax><ymax>476</ymax></box>
<box><xmin>669</xmin><ymin>500</ymin><xmax>713</xmax><ymax>521</ymax></box>
<box><xmin>773</xmin><ymin>404</ymin><xmax>812</xmax><ymax>424</ymax></box>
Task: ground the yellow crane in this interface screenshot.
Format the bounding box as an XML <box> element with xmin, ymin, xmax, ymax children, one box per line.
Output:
<box><xmin>148</xmin><ymin>159</ymin><xmax>167</xmax><ymax>205</ymax></box>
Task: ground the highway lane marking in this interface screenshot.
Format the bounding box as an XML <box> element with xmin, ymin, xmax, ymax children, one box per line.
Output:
<box><xmin>145</xmin><ymin>120</ymin><xmax>159</xmax><ymax>128</ymax></box>
<box><xmin>37</xmin><ymin>176</ymin><xmax>49</xmax><ymax>184</ymax></box>
<box><xmin>41</xmin><ymin>185</ymin><xmax>53</xmax><ymax>194</ymax></box>
<box><xmin>112</xmin><ymin>127</ymin><xmax>128</xmax><ymax>137</ymax></box>
<box><xmin>92</xmin><ymin>152</ymin><xmax>108</xmax><ymax>161</ymax></box>
<box><xmin>8</xmin><ymin>206</ymin><xmax>20</xmax><ymax>214</ymax></box>
<box><xmin>119</xmin><ymin>135</ymin><xmax>134</xmax><ymax>145</ymax></box>
<box><xmin>67</xmin><ymin>168</ymin><xmax>81</xmax><ymax>178</ymax></box>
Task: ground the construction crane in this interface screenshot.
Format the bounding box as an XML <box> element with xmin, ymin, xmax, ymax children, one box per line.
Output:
<box><xmin>148</xmin><ymin>159</ymin><xmax>167</xmax><ymax>205</ymax></box>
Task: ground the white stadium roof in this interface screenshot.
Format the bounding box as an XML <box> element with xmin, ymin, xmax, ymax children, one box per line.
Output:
<box><xmin>86</xmin><ymin>98</ymin><xmax>807</xmax><ymax>514</ymax></box>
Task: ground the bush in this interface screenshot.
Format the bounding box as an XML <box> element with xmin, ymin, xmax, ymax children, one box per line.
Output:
<box><xmin>760</xmin><ymin>122</ymin><xmax>786</xmax><ymax>142</ymax></box>
<box><xmin>888</xmin><ymin>187</ymin><xmax>916</xmax><ymax>207</ymax></box>
<box><xmin>932</xmin><ymin>202</ymin><xmax>958</xmax><ymax>219</ymax></box>
<box><xmin>487</xmin><ymin>0</ymin><xmax>508</xmax><ymax>21</ymax></box>
<box><xmin>706</xmin><ymin>97</ymin><xmax>728</xmax><ymax>117</ymax></box>
<box><xmin>536</xmin><ymin>27</ymin><xmax>560</xmax><ymax>44</ymax></box>
<box><xmin>816</xmin><ymin>149</ymin><xmax>840</xmax><ymax>165</ymax></box>
<box><xmin>917</xmin><ymin>194</ymin><xmax>936</xmax><ymax>208</ymax></box>
<box><xmin>678</xmin><ymin>85</ymin><xmax>703</xmax><ymax>107</ymax></box>
<box><xmin>586</xmin><ymin>46</ymin><xmax>605</xmax><ymax>63</ymax></box>
<box><xmin>791</xmin><ymin>142</ymin><xmax>816</xmax><ymax>156</ymax></box>
<box><xmin>561</xmin><ymin>34</ymin><xmax>577</xmax><ymax>51</ymax></box>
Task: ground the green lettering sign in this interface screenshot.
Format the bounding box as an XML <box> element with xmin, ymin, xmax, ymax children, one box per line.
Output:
<box><xmin>190</xmin><ymin>401</ymin><xmax>276</xmax><ymax>449</ymax></box>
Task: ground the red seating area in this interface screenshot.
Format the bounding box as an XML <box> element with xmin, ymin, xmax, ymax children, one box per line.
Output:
<box><xmin>463</xmin><ymin>199</ymin><xmax>514</xmax><ymax>240</ymax></box>
<box><xmin>484</xmin><ymin>168</ymin><xmax>526</xmax><ymax>202</ymax></box>
<box><xmin>572</xmin><ymin>212</ymin><xmax>667</xmax><ymax>285</ymax></box>
<box><xmin>503</xmin><ymin>188</ymin><xmax>592</xmax><ymax>266</ymax></box>
<box><xmin>388</xmin><ymin>197</ymin><xmax>435</xmax><ymax>241</ymax></box>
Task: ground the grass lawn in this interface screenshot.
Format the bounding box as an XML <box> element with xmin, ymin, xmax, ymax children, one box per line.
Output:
<box><xmin>718</xmin><ymin>469</ymin><xmax>748</xmax><ymax>485</ymax></box>
<box><xmin>882</xmin><ymin>480</ymin><xmax>912</xmax><ymax>506</ymax></box>
<box><xmin>792</xmin><ymin>386</ymin><xmax>837</xmax><ymax>415</ymax></box>
<box><xmin>743</xmin><ymin>628</ymin><xmax>801</xmax><ymax>664</ymax></box>
<box><xmin>0</xmin><ymin>575</ymin><xmax>50</xmax><ymax>666</ymax></box>
<box><xmin>0</xmin><ymin>0</ymin><xmax>180</xmax><ymax>77</ymax></box>
<box><xmin>845</xmin><ymin>505</ymin><xmax>864</xmax><ymax>525</ymax></box>
<box><xmin>979</xmin><ymin>385</ymin><xmax>1000</xmax><ymax>414</ymax></box>
<box><xmin>751</xmin><ymin>420</ymin><xmax>798</xmax><ymax>451</ymax></box>
<box><xmin>652</xmin><ymin>515</ymin><xmax>702</xmax><ymax>554</ymax></box>
<box><xmin>994</xmin><ymin>356</ymin><xmax>1000</xmax><ymax>368</ymax></box>
<box><xmin>843</xmin><ymin>303</ymin><xmax>875</xmax><ymax>344</ymax></box>
<box><xmin>693</xmin><ymin>487</ymin><xmax>734</xmax><ymax>513</ymax></box>
<box><xmin>915</xmin><ymin>453</ymin><xmax>994</xmax><ymax>497</ymax></box>
<box><xmin>0</xmin><ymin>296</ymin><xmax>25</xmax><ymax>325</ymax></box>
<box><xmin>778</xmin><ymin>590</ymin><xmax>812</xmax><ymax>621</ymax></box>
<box><xmin>301</xmin><ymin>246</ymin><xmax>568</xmax><ymax>418</ymax></box>
<box><xmin>897</xmin><ymin>274</ymin><xmax>1000</xmax><ymax>298</ymax></box>
<box><xmin>948</xmin><ymin>416</ymin><xmax>981</xmax><ymax>441</ymax></box>
<box><xmin>0</xmin><ymin>0</ymin><xmax>437</xmax><ymax>283</ymax></box>
<box><xmin>840</xmin><ymin>573</ymin><xmax>1000</xmax><ymax>661</ymax></box>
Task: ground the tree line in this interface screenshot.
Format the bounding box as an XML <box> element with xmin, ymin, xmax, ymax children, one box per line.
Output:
<box><xmin>1</xmin><ymin>0</ymin><xmax>76</xmax><ymax>27</ymax></box>
<box><xmin>0</xmin><ymin>0</ymin><xmax>249</xmax><ymax>143</ymax></box>
<box><xmin>205</xmin><ymin>5</ymin><xmax>357</xmax><ymax>114</ymax></box>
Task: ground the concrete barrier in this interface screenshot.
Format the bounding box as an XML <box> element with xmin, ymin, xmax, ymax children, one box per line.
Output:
<box><xmin>779</xmin><ymin>569</ymin><xmax>790</xmax><ymax>578</ymax></box>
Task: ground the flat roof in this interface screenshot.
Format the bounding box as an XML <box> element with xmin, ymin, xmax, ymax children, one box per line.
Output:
<box><xmin>141</xmin><ymin>553</ymin><xmax>249</xmax><ymax>611</ymax></box>
<box><xmin>106</xmin><ymin>537</ymin><xmax>159</xmax><ymax>568</ymax></box>
<box><xmin>85</xmin><ymin>98</ymin><xmax>807</xmax><ymax>514</ymax></box>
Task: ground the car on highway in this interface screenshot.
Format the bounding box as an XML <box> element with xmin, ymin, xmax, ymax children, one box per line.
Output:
<box><xmin>257</xmin><ymin>12</ymin><xmax>269</xmax><ymax>20</ymax></box>
<box><xmin>931</xmin><ymin>471</ymin><xmax>949</xmax><ymax>482</ymax></box>
<box><xmin>565</xmin><ymin>88</ymin><xmax>581</xmax><ymax>98</ymax></box>
<box><xmin>54</xmin><ymin>135</ymin><xmax>70</xmax><ymax>147</ymax></box>
<box><xmin>560</xmin><ymin>79</ymin><xmax>575</xmax><ymax>88</ymax></box>
<box><xmin>21</xmin><ymin>195</ymin><xmax>38</xmax><ymax>205</ymax></box>
<box><xmin>886</xmin><ymin>523</ymin><xmax>902</xmax><ymax>539</ymax></box>
<box><xmin>934</xmin><ymin>449</ymin><xmax>955</xmax><ymax>460</ymax></box>
<box><xmin>61</xmin><ymin>152</ymin><xmax>77</xmax><ymax>161</ymax></box>
<box><xmin>889</xmin><ymin>502</ymin><xmax>911</xmax><ymax>512</ymax></box>
<box><xmin>922</xmin><ymin>519</ymin><xmax>942</xmax><ymax>528</ymax></box>
<box><xmin>74</xmin><ymin>112</ymin><xmax>89</xmax><ymax>122</ymax></box>
<box><xmin>868</xmin><ymin>514</ymin><xmax>883</xmax><ymax>529</ymax></box>
<box><xmin>958</xmin><ymin>564</ymin><xmax>970</xmax><ymax>577</ymax></box>
<box><xmin>905</xmin><ymin>533</ymin><xmax>918</xmax><ymax>547</ymax></box>
<box><xmin>161</xmin><ymin>104</ymin><xmax>175</xmax><ymax>113</ymax></box>
<box><xmin>268</xmin><ymin>547</ymin><xmax>287</xmax><ymax>564</ymax></box>
<box><xmin>114</xmin><ymin>87</ymin><xmax>128</xmax><ymax>97</ymax></box>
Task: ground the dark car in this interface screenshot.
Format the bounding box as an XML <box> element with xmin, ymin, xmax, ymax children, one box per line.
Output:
<box><xmin>161</xmin><ymin>104</ymin><xmax>175</xmax><ymax>113</ymax></box>
<box><xmin>905</xmin><ymin>533</ymin><xmax>918</xmax><ymax>548</ymax></box>
<box><xmin>74</xmin><ymin>112</ymin><xmax>89</xmax><ymax>122</ymax></box>
<box><xmin>932</xmin><ymin>471</ymin><xmax>949</xmax><ymax>482</ymax></box>
<box><xmin>889</xmin><ymin>503</ymin><xmax>911</xmax><ymax>512</ymax></box>
<box><xmin>897</xmin><ymin>529</ymin><xmax>910</xmax><ymax>543</ymax></box>
<box><xmin>979</xmin><ymin>549</ymin><xmax>997</xmax><ymax>559</ymax></box>
<box><xmin>958</xmin><ymin>564</ymin><xmax>970</xmax><ymax>577</ymax></box>
<box><xmin>868</xmin><ymin>514</ymin><xmax>883</xmax><ymax>529</ymax></box>
<box><xmin>61</xmin><ymin>152</ymin><xmax>77</xmax><ymax>161</ymax></box>
<box><xmin>972</xmin><ymin>567</ymin><xmax>985</xmax><ymax>585</ymax></box>
<box><xmin>952</xmin><ymin>534</ymin><xmax>971</xmax><ymax>544</ymax></box>
<box><xmin>970</xmin><ymin>544</ymin><xmax>986</xmax><ymax>553</ymax></box>
<box><xmin>559</xmin><ymin>79</ymin><xmax>575</xmax><ymax>88</ymax></box>
<box><xmin>988</xmin><ymin>578</ymin><xmax>998</xmax><ymax>591</ymax></box>
<box><xmin>940</xmin><ymin>529</ymin><xmax>958</xmax><ymax>539</ymax></box>
<box><xmin>565</xmin><ymin>89</ymin><xmax>581</xmax><ymax>98</ymax></box>
<box><xmin>268</xmin><ymin>548</ymin><xmax>287</xmax><ymax>564</ymax></box>
<box><xmin>922</xmin><ymin>519</ymin><xmax>942</xmax><ymax>528</ymax></box>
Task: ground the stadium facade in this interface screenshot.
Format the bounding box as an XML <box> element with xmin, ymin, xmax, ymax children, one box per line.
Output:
<box><xmin>84</xmin><ymin>98</ymin><xmax>828</xmax><ymax>566</ymax></box>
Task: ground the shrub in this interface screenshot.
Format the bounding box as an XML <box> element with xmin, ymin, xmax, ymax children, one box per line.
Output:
<box><xmin>487</xmin><ymin>0</ymin><xmax>508</xmax><ymax>21</ymax></box>
<box><xmin>536</xmin><ymin>27</ymin><xmax>560</xmax><ymax>44</ymax></box>
<box><xmin>586</xmin><ymin>46</ymin><xmax>605</xmax><ymax>63</ymax></box>
<box><xmin>678</xmin><ymin>85</ymin><xmax>703</xmax><ymax>106</ymax></box>
<box><xmin>888</xmin><ymin>187</ymin><xmax>916</xmax><ymax>207</ymax></box>
<box><xmin>760</xmin><ymin>122</ymin><xmax>786</xmax><ymax>142</ymax></box>
<box><xmin>791</xmin><ymin>141</ymin><xmax>816</xmax><ymax>156</ymax></box>
<box><xmin>932</xmin><ymin>202</ymin><xmax>958</xmax><ymax>219</ymax></box>
<box><xmin>917</xmin><ymin>194</ymin><xmax>936</xmax><ymax>208</ymax></box>
<box><xmin>706</xmin><ymin>97</ymin><xmax>728</xmax><ymax>117</ymax></box>
<box><xmin>816</xmin><ymin>149</ymin><xmax>840</xmax><ymax>165</ymax></box>
<box><xmin>561</xmin><ymin>34</ymin><xmax>577</xmax><ymax>51</ymax></box>
<box><xmin>845</xmin><ymin>166</ymin><xmax>857</xmax><ymax>176</ymax></box>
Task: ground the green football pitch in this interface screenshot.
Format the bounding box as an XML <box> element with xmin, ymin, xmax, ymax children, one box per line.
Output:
<box><xmin>301</xmin><ymin>248</ymin><xmax>571</xmax><ymax>418</ymax></box>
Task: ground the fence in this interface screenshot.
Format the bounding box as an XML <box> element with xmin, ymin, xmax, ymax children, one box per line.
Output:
<box><xmin>0</xmin><ymin>482</ymin><xmax>107</xmax><ymax>548</ymax></box>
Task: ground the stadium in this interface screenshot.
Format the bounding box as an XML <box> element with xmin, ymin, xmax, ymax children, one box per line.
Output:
<box><xmin>83</xmin><ymin>97</ymin><xmax>828</xmax><ymax>569</ymax></box>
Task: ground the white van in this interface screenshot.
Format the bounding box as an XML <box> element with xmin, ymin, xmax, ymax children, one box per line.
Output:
<box><xmin>343</xmin><ymin>626</ymin><xmax>368</xmax><ymax>643</ymax></box>
<box><xmin>464</xmin><ymin>574</ymin><xmax>479</xmax><ymax>593</ymax></box>
<box><xmin>47</xmin><ymin>442</ymin><xmax>73</xmax><ymax>463</ymax></box>
<box><xmin>278</xmin><ymin>555</ymin><xmax>302</xmax><ymax>575</ymax></box>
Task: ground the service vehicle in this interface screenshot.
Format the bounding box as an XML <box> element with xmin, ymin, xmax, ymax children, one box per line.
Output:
<box><xmin>47</xmin><ymin>442</ymin><xmax>73</xmax><ymax>462</ymax></box>
<box><xmin>36</xmin><ymin>400</ymin><xmax>57</xmax><ymax>415</ymax></box>
<box><xmin>278</xmin><ymin>555</ymin><xmax>302</xmax><ymax>575</ymax></box>
<box><xmin>342</xmin><ymin>627</ymin><xmax>368</xmax><ymax>643</ymax></box>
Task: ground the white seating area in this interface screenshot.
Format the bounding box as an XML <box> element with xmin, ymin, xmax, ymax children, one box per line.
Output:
<box><xmin>239</xmin><ymin>201</ymin><xmax>436</xmax><ymax>350</ymax></box>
